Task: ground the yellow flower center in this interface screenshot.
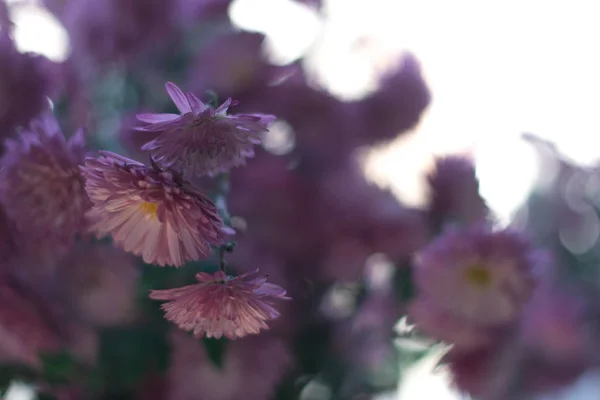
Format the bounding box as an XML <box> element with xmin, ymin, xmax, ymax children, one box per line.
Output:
<box><xmin>464</xmin><ymin>264</ymin><xmax>493</xmax><ymax>288</ymax></box>
<box><xmin>139</xmin><ymin>202</ymin><xmax>158</xmax><ymax>219</ymax></box>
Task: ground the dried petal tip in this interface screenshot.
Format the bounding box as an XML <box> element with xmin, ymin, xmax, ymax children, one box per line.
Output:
<box><xmin>81</xmin><ymin>151</ymin><xmax>233</xmax><ymax>267</ymax></box>
<box><xmin>150</xmin><ymin>269</ymin><xmax>289</xmax><ymax>339</ymax></box>
<box><xmin>0</xmin><ymin>111</ymin><xmax>89</xmax><ymax>252</ymax></box>
<box><xmin>136</xmin><ymin>81</ymin><xmax>275</xmax><ymax>177</ymax></box>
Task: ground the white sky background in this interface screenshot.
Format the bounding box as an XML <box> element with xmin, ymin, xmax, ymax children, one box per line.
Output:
<box><xmin>6</xmin><ymin>0</ymin><xmax>600</xmax><ymax>398</ymax></box>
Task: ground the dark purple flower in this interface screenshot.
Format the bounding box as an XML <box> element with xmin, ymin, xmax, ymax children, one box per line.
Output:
<box><xmin>136</xmin><ymin>82</ymin><xmax>275</xmax><ymax>177</ymax></box>
<box><xmin>56</xmin><ymin>0</ymin><xmax>174</xmax><ymax>65</ymax></box>
<box><xmin>150</xmin><ymin>269</ymin><xmax>289</xmax><ymax>339</ymax></box>
<box><xmin>427</xmin><ymin>154</ymin><xmax>489</xmax><ymax>229</ymax></box>
<box><xmin>0</xmin><ymin>111</ymin><xmax>89</xmax><ymax>252</ymax></box>
<box><xmin>355</xmin><ymin>54</ymin><xmax>430</xmax><ymax>146</ymax></box>
<box><xmin>81</xmin><ymin>151</ymin><xmax>233</xmax><ymax>266</ymax></box>
<box><xmin>0</xmin><ymin>34</ymin><xmax>53</xmax><ymax>135</ymax></box>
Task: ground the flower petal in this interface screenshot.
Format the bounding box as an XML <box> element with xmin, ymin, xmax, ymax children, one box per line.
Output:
<box><xmin>165</xmin><ymin>82</ymin><xmax>192</xmax><ymax>114</ymax></box>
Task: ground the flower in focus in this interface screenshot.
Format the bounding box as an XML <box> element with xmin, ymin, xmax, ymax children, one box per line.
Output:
<box><xmin>409</xmin><ymin>225</ymin><xmax>540</xmax><ymax>349</ymax></box>
<box><xmin>427</xmin><ymin>155</ymin><xmax>489</xmax><ymax>230</ymax></box>
<box><xmin>81</xmin><ymin>151</ymin><xmax>232</xmax><ymax>266</ymax></box>
<box><xmin>0</xmin><ymin>111</ymin><xmax>89</xmax><ymax>252</ymax></box>
<box><xmin>0</xmin><ymin>34</ymin><xmax>54</xmax><ymax>135</ymax></box>
<box><xmin>135</xmin><ymin>82</ymin><xmax>276</xmax><ymax>177</ymax></box>
<box><xmin>150</xmin><ymin>269</ymin><xmax>288</xmax><ymax>339</ymax></box>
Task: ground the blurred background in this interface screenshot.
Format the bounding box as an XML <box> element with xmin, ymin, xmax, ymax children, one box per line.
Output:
<box><xmin>2</xmin><ymin>0</ymin><xmax>600</xmax><ymax>399</ymax></box>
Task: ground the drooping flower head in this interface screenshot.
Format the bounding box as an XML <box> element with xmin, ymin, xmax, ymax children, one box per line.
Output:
<box><xmin>135</xmin><ymin>82</ymin><xmax>276</xmax><ymax>177</ymax></box>
<box><xmin>81</xmin><ymin>151</ymin><xmax>233</xmax><ymax>266</ymax></box>
<box><xmin>0</xmin><ymin>111</ymin><xmax>89</xmax><ymax>252</ymax></box>
<box><xmin>409</xmin><ymin>225</ymin><xmax>541</xmax><ymax>348</ymax></box>
<box><xmin>150</xmin><ymin>269</ymin><xmax>289</xmax><ymax>339</ymax></box>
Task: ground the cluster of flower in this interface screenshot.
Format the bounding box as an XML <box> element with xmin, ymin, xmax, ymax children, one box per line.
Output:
<box><xmin>1</xmin><ymin>1</ymin><xmax>596</xmax><ymax>399</ymax></box>
<box><xmin>1</xmin><ymin>78</ymin><xmax>292</xmax><ymax>342</ymax></box>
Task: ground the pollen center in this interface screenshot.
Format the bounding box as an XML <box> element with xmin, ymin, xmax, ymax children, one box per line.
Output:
<box><xmin>139</xmin><ymin>201</ymin><xmax>158</xmax><ymax>218</ymax></box>
<box><xmin>464</xmin><ymin>264</ymin><xmax>492</xmax><ymax>288</ymax></box>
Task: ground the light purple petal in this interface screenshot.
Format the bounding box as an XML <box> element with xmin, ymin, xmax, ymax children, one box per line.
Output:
<box><xmin>165</xmin><ymin>82</ymin><xmax>191</xmax><ymax>114</ymax></box>
<box><xmin>137</xmin><ymin>113</ymin><xmax>180</xmax><ymax>124</ymax></box>
<box><xmin>185</xmin><ymin>93</ymin><xmax>208</xmax><ymax>115</ymax></box>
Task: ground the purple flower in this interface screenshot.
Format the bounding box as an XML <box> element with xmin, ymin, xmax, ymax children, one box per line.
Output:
<box><xmin>54</xmin><ymin>0</ymin><xmax>174</xmax><ymax>65</ymax></box>
<box><xmin>167</xmin><ymin>330</ymin><xmax>293</xmax><ymax>400</ymax></box>
<box><xmin>81</xmin><ymin>151</ymin><xmax>233</xmax><ymax>266</ymax></box>
<box><xmin>150</xmin><ymin>269</ymin><xmax>289</xmax><ymax>339</ymax></box>
<box><xmin>0</xmin><ymin>34</ymin><xmax>53</xmax><ymax>135</ymax></box>
<box><xmin>409</xmin><ymin>225</ymin><xmax>541</xmax><ymax>348</ymax></box>
<box><xmin>135</xmin><ymin>82</ymin><xmax>276</xmax><ymax>177</ymax></box>
<box><xmin>427</xmin><ymin>155</ymin><xmax>489</xmax><ymax>229</ymax></box>
<box><xmin>0</xmin><ymin>111</ymin><xmax>89</xmax><ymax>252</ymax></box>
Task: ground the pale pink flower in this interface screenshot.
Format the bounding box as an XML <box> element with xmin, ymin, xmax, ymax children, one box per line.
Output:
<box><xmin>81</xmin><ymin>151</ymin><xmax>233</xmax><ymax>266</ymax></box>
<box><xmin>150</xmin><ymin>269</ymin><xmax>288</xmax><ymax>339</ymax></box>
<box><xmin>135</xmin><ymin>82</ymin><xmax>275</xmax><ymax>177</ymax></box>
<box><xmin>409</xmin><ymin>225</ymin><xmax>542</xmax><ymax>348</ymax></box>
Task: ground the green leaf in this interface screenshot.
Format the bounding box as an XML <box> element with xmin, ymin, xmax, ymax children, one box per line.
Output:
<box><xmin>39</xmin><ymin>351</ymin><xmax>78</xmax><ymax>385</ymax></box>
<box><xmin>97</xmin><ymin>327</ymin><xmax>170</xmax><ymax>391</ymax></box>
<box><xmin>202</xmin><ymin>337</ymin><xmax>228</xmax><ymax>369</ymax></box>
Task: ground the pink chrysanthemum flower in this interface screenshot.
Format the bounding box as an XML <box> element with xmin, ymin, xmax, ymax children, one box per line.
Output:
<box><xmin>409</xmin><ymin>225</ymin><xmax>542</xmax><ymax>348</ymax></box>
<box><xmin>149</xmin><ymin>269</ymin><xmax>289</xmax><ymax>339</ymax></box>
<box><xmin>135</xmin><ymin>82</ymin><xmax>275</xmax><ymax>177</ymax></box>
<box><xmin>80</xmin><ymin>151</ymin><xmax>233</xmax><ymax>266</ymax></box>
<box><xmin>0</xmin><ymin>111</ymin><xmax>89</xmax><ymax>251</ymax></box>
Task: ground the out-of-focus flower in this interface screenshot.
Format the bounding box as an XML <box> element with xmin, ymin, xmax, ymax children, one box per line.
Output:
<box><xmin>520</xmin><ymin>284</ymin><xmax>587</xmax><ymax>363</ymax></box>
<box><xmin>409</xmin><ymin>225</ymin><xmax>540</xmax><ymax>348</ymax></box>
<box><xmin>81</xmin><ymin>151</ymin><xmax>232</xmax><ymax>266</ymax></box>
<box><xmin>136</xmin><ymin>82</ymin><xmax>276</xmax><ymax>177</ymax></box>
<box><xmin>0</xmin><ymin>111</ymin><xmax>89</xmax><ymax>253</ymax></box>
<box><xmin>175</xmin><ymin>0</ymin><xmax>231</xmax><ymax>26</ymax></box>
<box><xmin>0</xmin><ymin>34</ymin><xmax>54</xmax><ymax>137</ymax></box>
<box><xmin>318</xmin><ymin>161</ymin><xmax>427</xmax><ymax>281</ymax></box>
<box><xmin>189</xmin><ymin>32</ymin><xmax>274</xmax><ymax>100</ymax></box>
<box><xmin>427</xmin><ymin>155</ymin><xmax>489</xmax><ymax>230</ymax></box>
<box><xmin>0</xmin><ymin>281</ymin><xmax>60</xmax><ymax>368</ymax></box>
<box><xmin>56</xmin><ymin>0</ymin><xmax>174</xmax><ymax>65</ymax></box>
<box><xmin>442</xmin><ymin>345</ymin><xmax>498</xmax><ymax>398</ymax></box>
<box><xmin>150</xmin><ymin>269</ymin><xmax>288</xmax><ymax>339</ymax></box>
<box><xmin>355</xmin><ymin>54</ymin><xmax>430</xmax><ymax>146</ymax></box>
<box><xmin>59</xmin><ymin>244</ymin><xmax>140</xmax><ymax>327</ymax></box>
<box><xmin>167</xmin><ymin>330</ymin><xmax>293</xmax><ymax>400</ymax></box>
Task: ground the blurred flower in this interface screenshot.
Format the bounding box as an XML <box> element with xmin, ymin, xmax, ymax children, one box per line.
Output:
<box><xmin>0</xmin><ymin>34</ymin><xmax>54</xmax><ymax>137</ymax></box>
<box><xmin>355</xmin><ymin>54</ymin><xmax>430</xmax><ymax>146</ymax></box>
<box><xmin>0</xmin><ymin>280</ymin><xmax>60</xmax><ymax>368</ymax></box>
<box><xmin>150</xmin><ymin>269</ymin><xmax>289</xmax><ymax>339</ymax></box>
<box><xmin>520</xmin><ymin>284</ymin><xmax>587</xmax><ymax>363</ymax></box>
<box><xmin>81</xmin><ymin>151</ymin><xmax>232</xmax><ymax>266</ymax></box>
<box><xmin>409</xmin><ymin>225</ymin><xmax>540</xmax><ymax>348</ymax></box>
<box><xmin>60</xmin><ymin>244</ymin><xmax>140</xmax><ymax>327</ymax></box>
<box><xmin>442</xmin><ymin>345</ymin><xmax>498</xmax><ymax>398</ymax></box>
<box><xmin>136</xmin><ymin>82</ymin><xmax>276</xmax><ymax>177</ymax></box>
<box><xmin>427</xmin><ymin>155</ymin><xmax>489</xmax><ymax>230</ymax></box>
<box><xmin>318</xmin><ymin>161</ymin><xmax>427</xmax><ymax>281</ymax></box>
<box><xmin>56</xmin><ymin>0</ymin><xmax>174</xmax><ymax>65</ymax></box>
<box><xmin>189</xmin><ymin>32</ymin><xmax>274</xmax><ymax>100</ymax></box>
<box><xmin>0</xmin><ymin>111</ymin><xmax>89</xmax><ymax>253</ymax></box>
<box><xmin>167</xmin><ymin>330</ymin><xmax>293</xmax><ymax>400</ymax></box>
